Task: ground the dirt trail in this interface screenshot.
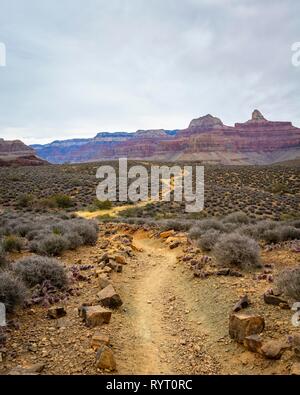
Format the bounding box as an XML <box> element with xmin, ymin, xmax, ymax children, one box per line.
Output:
<box><xmin>110</xmin><ymin>232</ymin><xmax>220</xmax><ymax>375</ymax></box>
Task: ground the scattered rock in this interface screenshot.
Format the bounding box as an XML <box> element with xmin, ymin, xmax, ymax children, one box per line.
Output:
<box><xmin>114</xmin><ymin>255</ymin><xmax>127</xmax><ymax>265</ymax></box>
<box><xmin>99</xmin><ymin>275</ymin><xmax>111</xmax><ymax>290</ymax></box>
<box><xmin>91</xmin><ymin>332</ymin><xmax>110</xmax><ymax>350</ymax></box>
<box><xmin>160</xmin><ymin>230</ymin><xmax>175</xmax><ymax>239</ymax></box>
<box><xmin>291</xmin><ymin>362</ymin><xmax>300</xmax><ymax>375</ymax></box>
<box><xmin>232</xmin><ymin>295</ymin><xmax>250</xmax><ymax>313</ymax></box>
<box><xmin>47</xmin><ymin>306</ymin><xmax>67</xmax><ymax>320</ymax></box>
<box><xmin>170</xmin><ymin>241</ymin><xmax>180</xmax><ymax>249</ymax></box>
<box><xmin>95</xmin><ymin>345</ymin><xmax>116</xmax><ymax>371</ymax></box>
<box><xmin>261</xmin><ymin>339</ymin><xmax>291</xmax><ymax>360</ymax></box>
<box><xmin>97</xmin><ymin>285</ymin><xmax>123</xmax><ymax>309</ymax></box>
<box><xmin>243</xmin><ymin>334</ymin><xmax>263</xmax><ymax>353</ymax></box>
<box><xmin>8</xmin><ymin>363</ymin><xmax>45</xmax><ymax>375</ymax></box>
<box><xmin>263</xmin><ymin>290</ymin><xmax>288</xmax><ymax>308</ymax></box>
<box><xmin>229</xmin><ymin>312</ymin><xmax>265</xmax><ymax>343</ymax></box>
<box><xmin>79</xmin><ymin>305</ymin><xmax>112</xmax><ymax>328</ymax></box>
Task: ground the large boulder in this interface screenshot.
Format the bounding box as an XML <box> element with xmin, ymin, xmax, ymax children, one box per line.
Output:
<box><xmin>97</xmin><ymin>285</ymin><xmax>123</xmax><ymax>309</ymax></box>
<box><xmin>229</xmin><ymin>312</ymin><xmax>265</xmax><ymax>343</ymax></box>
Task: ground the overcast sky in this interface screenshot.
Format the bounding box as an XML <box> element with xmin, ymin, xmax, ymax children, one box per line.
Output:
<box><xmin>0</xmin><ymin>0</ymin><xmax>299</xmax><ymax>145</ymax></box>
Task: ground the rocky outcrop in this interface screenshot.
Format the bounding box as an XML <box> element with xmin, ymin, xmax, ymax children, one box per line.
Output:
<box><xmin>32</xmin><ymin>110</ymin><xmax>300</xmax><ymax>165</ymax></box>
<box><xmin>0</xmin><ymin>138</ymin><xmax>47</xmax><ymax>167</ymax></box>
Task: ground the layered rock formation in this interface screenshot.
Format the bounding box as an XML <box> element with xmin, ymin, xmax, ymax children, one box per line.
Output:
<box><xmin>32</xmin><ymin>110</ymin><xmax>300</xmax><ymax>165</ymax></box>
<box><xmin>0</xmin><ymin>138</ymin><xmax>47</xmax><ymax>166</ymax></box>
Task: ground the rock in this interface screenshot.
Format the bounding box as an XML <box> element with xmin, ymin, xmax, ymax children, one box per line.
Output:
<box><xmin>243</xmin><ymin>334</ymin><xmax>263</xmax><ymax>353</ymax></box>
<box><xmin>91</xmin><ymin>332</ymin><xmax>110</xmax><ymax>350</ymax></box>
<box><xmin>216</xmin><ymin>268</ymin><xmax>230</xmax><ymax>276</ymax></box>
<box><xmin>99</xmin><ymin>275</ymin><xmax>111</xmax><ymax>290</ymax></box>
<box><xmin>232</xmin><ymin>295</ymin><xmax>250</xmax><ymax>312</ymax></box>
<box><xmin>47</xmin><ymin>306</ymin><xmax>67</xmax><ymax>319</ymax></box>
<box><xmin>170</xmin><ymin>241</ymin><xmax>180</xmax><ymax>249</ymax></box>
<box><xmin>291</xmin><ymin>362</ymin><xmax>300</xmax><ymax>375</ymax></box>
<box><xmin>114</xmin><ymin>255</ymin><xmax>127</xmax><ymax>265</ymax></box>
<box><xmin>263</xmin><ymin>291</ymin><xmax>288</xmax><ymax>307</ymax></box>
<box><xmin>95</xmin><ymin>345</ymin><xmax>116</xmax><ymax>371</ymax></box>
<box><xmin>79</xmin><ymin>305</ymin><xmax>112</xmax><ymax>328</ymax></box>
<box><xmin>160</xmin><ymin>230</ymin><xmax>175</xmax><ymax>239</ymax></box>
<box><xmin>97</xmin><ymin>285</ymin><xmax>123</xmax><ymax>309</ymax></box>
<box><xmin>261</xmin><ymin>339</ymin><xmax>291</xmax><ymax>360</ymax></box>
<box><xmin>8</xmin><ymin>363</ymin><xmax>45</xmax><ymax>375</ymax></box>
<box><xmin>229</xmin><ymin>312</ymin><xmax>265</xmax><ymax>343</ymax></box>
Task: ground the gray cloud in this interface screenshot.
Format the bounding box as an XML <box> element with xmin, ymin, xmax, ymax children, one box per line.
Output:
<box><xmin>0</xmin><ymin>0</ymin><xmax>299</xmax><ymax>144</ymax></box>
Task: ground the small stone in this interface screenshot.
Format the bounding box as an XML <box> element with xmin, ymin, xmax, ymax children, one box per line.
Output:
<box><xmin>98</xmin><ymin>275</ymin><xmax>111</xmax><ymax>290</ymax></box>
<box><xmin>160</xmin><ymin>230</ymin><xmax>175</xmax><ymax>239</ymax></box>
<box><xmin>97</xmin><ymin>285</ymin><xmax>123</xmax><ymax>309</ymax></box>
<box><xmin>232</xmin><ymin>295</ymin><xmax>250</xmax><ymax>313</ymax></box>
<box><xmin>261</xmin><ymin>339</ymin><xmax>291</xmax><ymax>360</ymax></box>
<box><xmin>95</xmin><ymin>346</ymin><xmax>116</xmax><ymax>371</ymax></box>
<box><xmin>8</xmin><ymin>363</ymin><xmax>45</xmax><ymax>375</ymax></box>
<box><xmin>243</xmin><ymin>334</ymin><xmax>263</xmax><ymax>353</ymax></box>
<box><xmin>91</xmin><ymin>332</ymin><xmax>110</xmax><ymax>350</ymax></box>
<box><xmin>263</xmin><ymin>291</ymin><xmax>288</xmax><ymax>307</ymax></box>
<box><xmin>229</xmin><ymin>312</ymin><xmax>265</xmax><ymax>343</ymax></box>
<box><xmin>47</xmin><ymin>307</ymin><xmax>67</xmax><ymax>320</ymax></box>
<box><xmin>79</xmin><ymin>305</ymin><xmax>112</xmax><ymax>328</ymax></box>
<box><xmin>114</xmin><ymin>255</ymin><xmax>127</xmax><ymax>265</ymax></box>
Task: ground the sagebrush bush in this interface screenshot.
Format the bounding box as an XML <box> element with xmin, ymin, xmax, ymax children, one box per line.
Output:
<box><xmin>197</xmin><ymin>230</ymin><xmax>221</xmax><ymax>252</ymax></box>
<box><xmin>223</xmin><ymin>211</ymin><xmax>250</xmax><ymax>225</ymax></box>
<box><xmin>53</xmin><ymin>194</ymin><xmax>74</xmax><ymax>209</ymax></box>
<box><xmin>38</xmin><ymin>234</ymin><xmax>69</xmax><ymax>256</ymax></box>
<box><xmin>2</xmin><ymin>235</ymin><xmax>23</xmax><ymax>252</ymax></box>
<box><xmin>93</xmin><ymin>199</ymin><xmax>112</xmax><ymax>210</ymax></box>
<box><xmin>279</xmin><ymin>226</ymin><xmax>300</xmax><ymax>241</ymax></box>
<box><xmin>276</xmin><ymin>267</ymin><xmax>300</xmax><ymax>300</ymax></box>
<box><xmin>13</xmin><ymin>255</ymin><xmax>68</xmax><ymax>288</ymax></box>
<box><xmin>0</xmin><ymin>271</ymin><xmax>27</xmax><ymax>312</ymax></box>
<box><xmin>188</xmin><ymin>219</ymin><xmax>225</xmax><ymax>239</ymax></box>
<box><xmin>213</xmin><ymin>233</ymin><xmax>261</xmax><ymax>270</ymax></box>
<box><xmin>72</xmin><ymin>221</ymin><xmax>98</xmax><ymax>245</ymax></box>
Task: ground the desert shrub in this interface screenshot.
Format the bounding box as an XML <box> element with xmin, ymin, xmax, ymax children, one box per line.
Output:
<box><xmin>160</xmin><ymin>219</ymin><xmax>192</xmax><ymax>232</ymax></box>
<box><xmin>262</xmin><ymin>229</ymin><xmax>282</xmax><ymax>244</ymax></box>
<box><xmin>16</xmin><ymin>193</ymin><xmax>33</xmax><ymax>208</ymax></box>
<box><xmin>13</xmin><ymin>255</ymin><xmax>68</xmax><ymax>289</ymax></box>
<box><xmin>64</xmin><ymin>232</ymin><xmax>83</xmax><ymax>250</ymax></box>
<box><xmin>188</xmin><ymin>219</ymin><xmax>225</xmax><ymax>239</ymax></box>
<box><xmin>52</xmin><ymin>194</ymin><xmax>74</xmax><ymax>209</ymax></box>
<box><xmin>223</xmin><ymin>211</ymin><xmax>250</xmax><ymax>225</ymax></box>
<box><xmin>37</xmin><ymin>234</ymin><xmax>69</xmax><ymax>256</ymax></box>
<box><xmin>197</xmin><ymin>230</ymin><xmax>221</xmax><ymax>252</ymax></box>
<box><xmin>72</xmin><ymin>221</ymin><xmax>98</xmax><ymax>245</ymax></box>
<box><xmin>279</xmin><ymin>226</ymin><xmax>300</xmax><ymax>241</ymax></box>
<box><xmin>0</xmin><ymin>271</ymin><xmax>27</xmax><ymax>312</ymax></box>
<box><xmin>290</xmin><ymin>220</ymin><xmax>300</xmax><ymax>229</ymax></box>
<box><xmin>2</xmin><ymin>235</ymin><xmax>23</xmax><ymax>252</ymax></box>
<box><xmin>93</xmin><ymin>199</ymin><xmax>112</xmax><ymax>210</ymax></box>
<box><xmin>276</xmin><ymin>267</ymin><xmax>300</xmax><ymax>300</ymax></box>
<box><xmin>14</xmin><ymin>223</ymin><xmax>34</xmax><ymax>237</ymax></box>
<box><xmin>213</xmin><ymin>233</ymin><xmax>261</xmax><ymax>270</ymax></box>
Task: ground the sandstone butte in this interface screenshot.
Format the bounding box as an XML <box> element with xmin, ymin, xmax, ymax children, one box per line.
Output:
<box><xmin>32</xmin><ymin>110</ymin><xmax>300</xmax><ymax>165</ymax></box>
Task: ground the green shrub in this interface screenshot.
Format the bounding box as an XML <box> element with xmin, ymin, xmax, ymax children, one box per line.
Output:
<box><xmin>213</xmin><ymin>233</ymin><xmax>261</xmax><ymax>270</ymax></box>
<box><xmin>13</xmin><ymin>255</ymin><xmax>68</xmax><ymax>289</ymax></box>
<box><xmin>0</xmin><ymin>271</ymin><xmax>27</xmax><ymax>312</ymax></box>
<box><xmin>53</xmin><ymin>194</ymin><xmax>74</xmax><ymax>209</ymax></box>
<box><xmin>93</xmin><ymin>199</ymin><xmax>112</xmax><ymax>210</ymax></box>
<box><xmin>2</xmin><ymin>235</ymin><xmax>23</xmax><ymax>252</ymax></box>
<box><xmin>16</xmin><ymin>193</ymin><xmax>33</xmax><ymax>208</ymax></box>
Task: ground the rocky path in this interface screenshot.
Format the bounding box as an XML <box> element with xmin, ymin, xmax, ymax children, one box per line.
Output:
<box><xmin>109</xmin><ymin>231</ymin><xmax>220</xmax><ymax>375</ymax></box>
